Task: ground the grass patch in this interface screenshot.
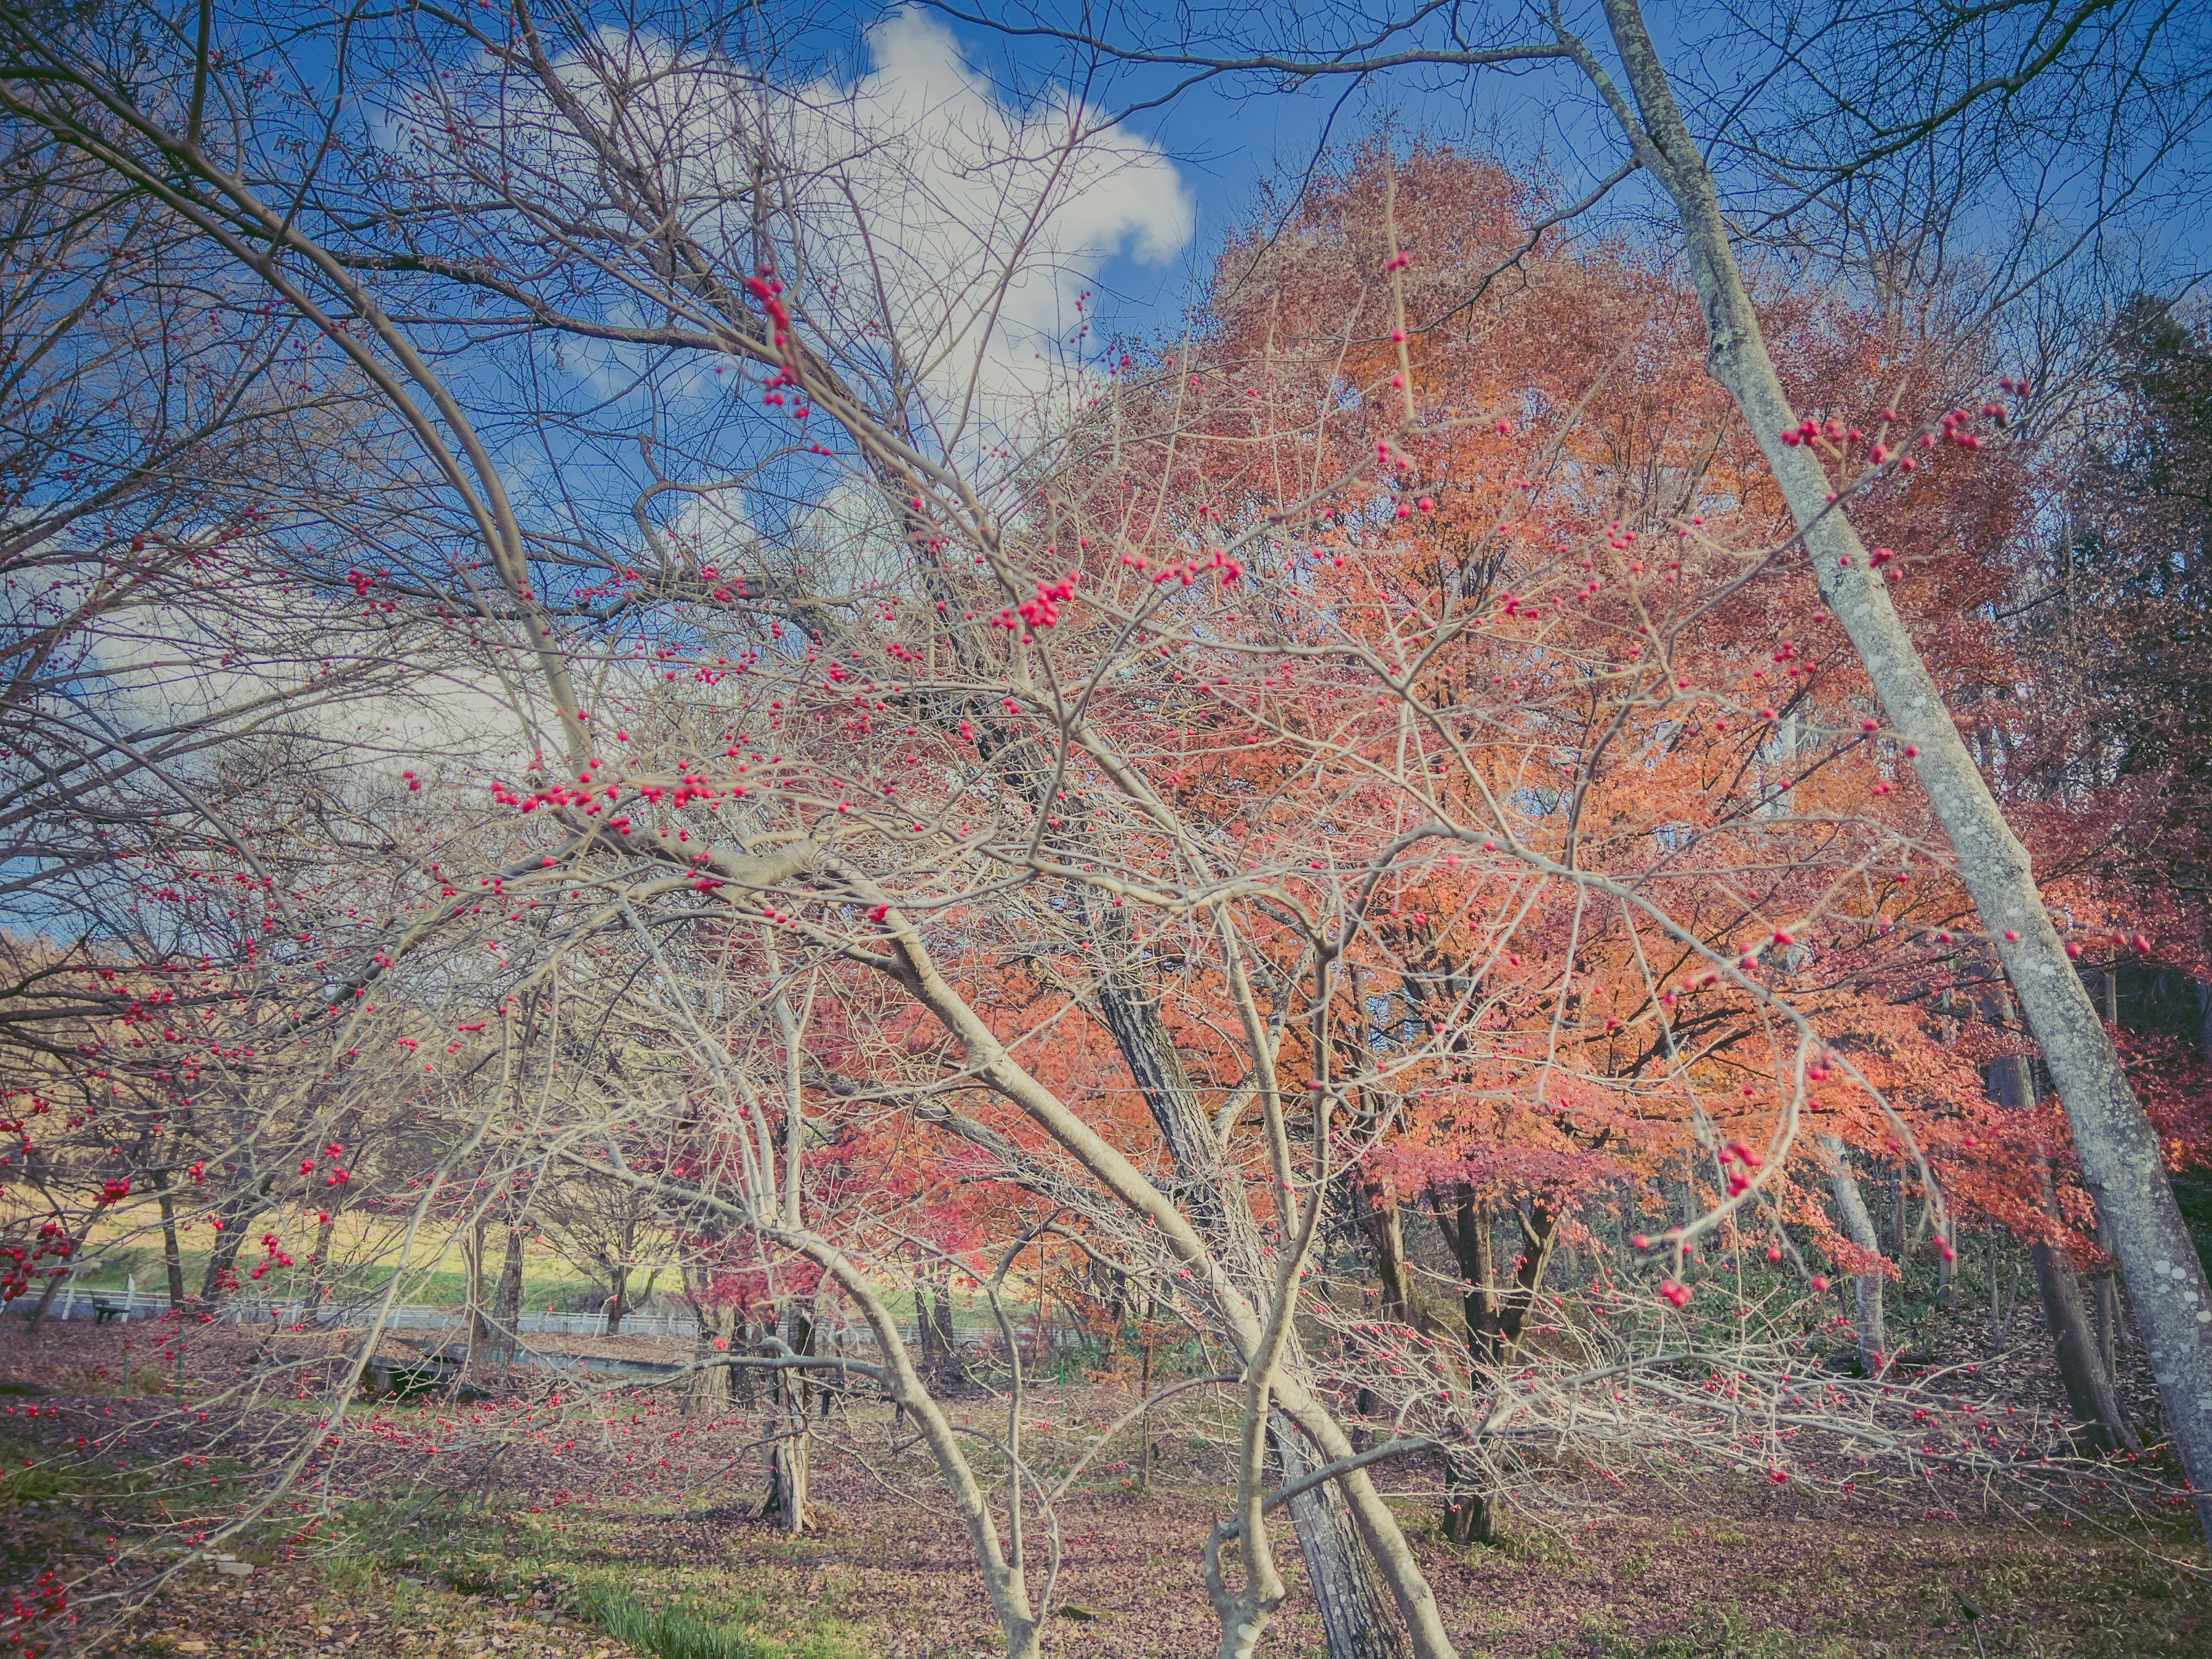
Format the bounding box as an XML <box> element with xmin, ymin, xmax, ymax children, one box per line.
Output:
<box><xmin>1591</xmin><ymin>1615</ymin><xmax>1839</xmax><ymax>1658</ymax></box>
<box><xmin>570</xmin><ymin>1577</ymin><xmax>866</xmax><ymax>1659</ymax></box>
<box><xmin>379</xmin><ymin>1503</ymin><xmax>877</xmax><ymax>1659</ymax></box>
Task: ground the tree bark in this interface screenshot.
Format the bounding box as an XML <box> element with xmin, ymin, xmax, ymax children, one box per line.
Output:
<box><xmin>152</xmin><ymin>1166</ymin><xmax>186</xmax><ymax>1311</ymax></box>
<box><xmin>199</xmin><ymin>1187</ymin><xmax>266</xmax><ymax>1306</ymax></box>
<box><xmin>1438</xmin><ymin>1452</ymin><xmax>1497</xmax><ymax>1547</ymax></box>
<box><xmin>736</xmin><ymin>1315</ymin><xmax>759</xmax><ymax>1404</ymax></box>
<box><xmin>2096</xmin><ymin>1212</ymin><xmax>2122</xmax><ymax>1380</ymax></box>
<box><xmin>930</xmin><ymin>1271</ymin><xmax>956</xmax><ymax>1361</ymax></box>
<box><xmin>1270</xmin><ymin>1412</ymin><xmax>1406</xmax><ymax>1659</ymax></box>
<box><xmin>1431</xmin><ymin>1186</ymin><xmax>1501</xmax><ymax>1365</ymax></box>
<box><xmin>602</xmin><ymin>1262</ymin><xmax>627</xmax><ymax>1335</ymax></box>
<box><xmin>491</xmin><ymin>1224</ymin><xmax>525</xmax><ymax>1369</ymax></box>
<box><xmin>461</xmin><ymin>1219</ymin><xmax>488</xmax><ymax>1382</ymax></box>
<box><xmin>20</xmin><ymin>1212</ymin><xmax>78</xmax><ymax>1334</ymax></box>
<box><xmin>914</xmin><ymin>1269</ymin><xmax>943</xmax><ymax>1369</ymax></box>
<box><xmin>1091</xmin><ymin>920</ymin><xmax>1408</xmax><ymax>1657</ymax></box>
<box><xmin>1987</xmin><ymin>1052</ymin><xmax>2137</xmax><ymax>1451</ymax></box>
<box><xmin>1361</xmin><ymin>1185</ymin><xmax>1433</xmax><ymax>1335</ymax></box>
<box><xmin>1429</xmin><ymin>1188</ymin><xmax>1558</xmax><ymax>1541</ymax></box>
<box><xmin>2030</xmin><ymin>1226</ymin><xmax>2131</xmax><ymax>1455</ymax></box>
<box><xmin>309</xmin><ymin>1208</ymin><xmax>338</xmax><ymax>1305</ymax></box>
<box><xmin>761</xmin><ymin>1300</ymin><xmax>813</xmax><ymax>1532</ymax></box>
<box><xmin>1820</xmin><ymin>1137</ymin><xmax>1888</xmax><ymax>1375</ymax></box>
<box><xmin>1598</xmin><ymin>0</ymin><xmax>2212</xmax><ymax>1530</ymax></box>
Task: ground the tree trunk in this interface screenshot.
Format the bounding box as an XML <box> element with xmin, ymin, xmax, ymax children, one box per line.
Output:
<box><xmin>491</xmin><ymin>1224</ymin><xmax>525</xmax><ymax>1369</ymax></box>
<box><xmin>1270</xmin><ymin>1412</ymin><xmax>1407</xmax><ymax>1659</ymax></box>
<box><xmin>1361</xmin><ymin>1185</ymin><xmax>1428</xmax><ymax>1334</ymax></box>
<box><xmin>463</xmin><ymin>1219</ymin><xmax>489</xmax><ymax>1381</ymax></box>
<box><xmin>734</xmin><ymin>1315</ymin><xmax>758</xmax><ymax>1404</ymax></box>
<box><xmin>1094</xmin><ymin>1259</ymin><xmax>1127</xmax><ymax>1366</ymax></box>
<box><xmin>1601</xmin><ymin>0</ymin><xmax>2212</xmax><ymax>1532</ymax></box>
<box><xmin>602</xmin><ymin>1264</ymin><xmax>626</xmax><ymax>1334</ymax></box>
<box><xmin>1990</xmin><ymin>1226</ymin><xmax>2013</xmax><ymax>1336</ymax></box>
<box><xmin>1429</xmin><ymin>1188</ymin><xmax>1558</xmax><ymax>1541</ymax></box>
<box><xmin>153</xmin><ymin>1166</ymin><xmax>186</xmax><ymax>1311</ymax></box>
<box><xmin>930</xmin><ymin>1271</ymin><xmax>956</xmax><ymax>1361</ymax></box>
<box><xmin>1091</xmin><ymin>915</ymin><xmax>1411</xmax><ymax>1657</ymax></box>
<box><xmin>761</xmin><ymin>1301</ymin><xmax>813</xmax><ymax>1532</ymax></box>
<box><xmin>1820</xmin><ymin>1137</ymin><xmax>1887</xmax><ymax>1375</ymax></box>
<box><xmin>915</xmin><ymin>1263</ymin><xmax>957</xmax><ymax>1371</ymax></box>
<box><xmin>2029</xmin><ymin>1226</ymin><xmax>2133</xmax><ymax>1455</ymax></box>
<box><xmin>1987</xmin><ymin>1051</ymin><xmax>2135</xmax><ymax>1449</ymax></box>
<box><xmin>1431</xmin><ymin>1185</ymin><xmax>1503</xmax><ymax>1366</ymax></box>
<box><xmin>764</xmin><ymin>1388</ymin><xmax>811</xmax><ymax>1532</ymax></box>
<box><xmin>1139</xmin><ymin>1285</ymin><xmax>1157</xmax><ymax>1486</ymax></box>
<box><xmin>1438</xmin><ymin>1450</ymin><xmax>1496</xmax><ymax>1547</ymax></box>
<box><xmin>2096</xmin><ymin>1213</ymin><xmax>2122</xmax><ymax>1381</ymax></box>
<box><xmin>22</xmin><ymin>1247</ymin><xmax>68</xmax><ymax>1332</ymax></box>
<box><xmin>199</xmin><ymin>1191</ymin><xmax>263</xmax><ymax>1306</ymax></box>
<box><xmin>21</xmin><ymin>1212</ymin><xmax>77</xmax><ymax>1333</ymax></box>
<box><xmin>309</xmin><ymin>1208</ymin><xmax>338</xmax><ymax>1305</ymax></box>
<box><xmin>688</xmin><ymin>1300</ymin><xmax>734</xmax><ymax>1407</ymax></box>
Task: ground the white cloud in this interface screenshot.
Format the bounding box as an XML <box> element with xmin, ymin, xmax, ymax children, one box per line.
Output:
<box><xmin>793</xmin><ymin>7</ymin><xmax>1191</xmax><ymax>434</ymax></box>
<box><xmin>516</xmin><ymin>10</ymin><xmax>1192</xmax><ymax>448</ymax></box>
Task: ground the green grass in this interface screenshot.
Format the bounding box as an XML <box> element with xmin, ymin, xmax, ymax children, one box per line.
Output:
<box><xmin>570</xmin><ymin>1576</ymin><xmax>869</xmax><ymax>1659</ymax></box>
<box><xmin>1588</xmin><ymin>1616</ymin><xmax>1835</xmax><ymax>1659</ymax></box>
<box><xmin>54</xmin><ymin>1246</ymin><xmax>599</xmax><ymax>1312</ymax></box>
<box><xmin>374</xmin><ymin>1501</ymin><xmax>878</xmax><ymax>1659</ymax></box>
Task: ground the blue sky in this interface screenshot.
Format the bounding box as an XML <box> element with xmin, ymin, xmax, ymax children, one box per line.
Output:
<box><xmin>859</xmin><ymin>3</ymin><xmax>1626</xmax><ymax>349</ymax></box>
<box><xmin>877</xmin><ymin>0</ymin><xmax>2211</xmax><ymax>357</ymax></box>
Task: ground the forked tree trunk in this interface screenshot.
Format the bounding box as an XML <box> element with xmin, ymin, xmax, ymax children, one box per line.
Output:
<box><xmin>1430</xmin><ymin>1187</ymin><xmax>1559</xmax><ymax>1543</ymax></box>
<box><xmin>1820</xmin><ymin>1137</ymin><xmax>1887</xmax><ymax>1375</ymax></box>
<box><xmin>1600</xmin><ymin>0</ymin><xmax>2212</xmax><ymax>1530</ymax></box>
<box><xmin>199</xmin><ymin>1183</ymin><xmax>268</xmax><ymax>1305</ymax></box>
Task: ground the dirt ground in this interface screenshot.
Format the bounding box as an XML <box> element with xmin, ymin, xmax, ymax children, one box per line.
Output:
<box><xmin>0</xmin><ymin>1318</ymin><xmax>2205</xmax><ymax>1658</ymax></box>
